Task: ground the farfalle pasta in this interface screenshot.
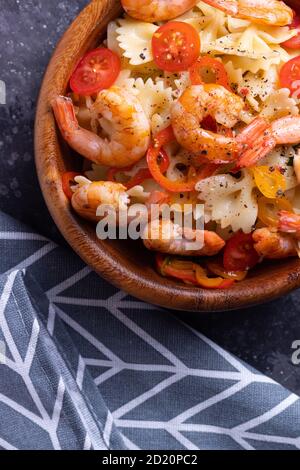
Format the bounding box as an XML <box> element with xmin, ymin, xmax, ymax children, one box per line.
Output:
<box><xmin>114</xmin><ymin>18</ymin><xmax>158</xmax><ymax>65</ymax></box>
<box><xmin>196</xmin><ymin>171</ymin><xmax>258</xmax><ymax>233</ymax></box>
<box><xmin>52</xmin><ymin>0</ymin><xmax>300</xmax><ymax>289</ymax></box>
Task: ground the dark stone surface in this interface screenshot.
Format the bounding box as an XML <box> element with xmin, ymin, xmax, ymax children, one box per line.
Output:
<box><xmin>0</xmin><ymin>0</ymin><xmax>299</xmax><ymax>393</ymax></box>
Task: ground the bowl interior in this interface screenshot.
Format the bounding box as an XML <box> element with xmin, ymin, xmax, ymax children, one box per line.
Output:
<box><xmin>35</xmin><ymin>0</ymin><xmax>300</xmax><ymax>312</ymax></box>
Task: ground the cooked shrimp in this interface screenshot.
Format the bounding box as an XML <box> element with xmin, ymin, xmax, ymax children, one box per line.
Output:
<box><xmin>278</xmin><ymin>211</ymin><xmax>300</xmax><ymax>237</ymax></box>
<box><xmin>238</xmin><ymin>116</ymin><xmax>300</xmax><ymax>168</ymax></box>
<box><xmin>121</xmin><ymin>0</ymin><xmax>198</xmax><ymax>22</ymax></box>
<box><xmin>294</xmin><ymin>149</ymin><xmax>300</xmax><ymax>184</ymax></box>
<box><xmin>202</xmin><ymin>0</ymin><xmax>293</xmax><ymax>26</ymax></box>
<box><xmin>71</xmin><ymin>177</ymin><xmax>129</xmax><ymax>222</ymax></box>
<box><xmin>52</xmin><ymin>87</ymin><xmax>151</xmax><ymax>168</ymax></box>
<box><xmin>171</xmin><ymin>84</ymin><xmax>245</xmax><ymax>162</ymax></box>
<box><xmin>143</xmin><ymin>219</ymin><xmax>225</xmax><ymax>256</ymax></box>
<box><xmin>253</xmin><ymin>227</ymin><xmax>297</xmax><ymax>259</ymax></box>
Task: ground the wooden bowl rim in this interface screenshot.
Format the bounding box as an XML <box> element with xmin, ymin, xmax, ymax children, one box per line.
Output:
<box><xmin>34</xmin><ymin>0</ymin><xmax>300</xmax><ymax>312</ymax></box>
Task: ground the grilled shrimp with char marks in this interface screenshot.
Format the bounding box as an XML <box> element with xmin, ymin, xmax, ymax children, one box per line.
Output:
<box><xmin>143</xmin><ymin>219</ymin><xmax>225</xmax><ymax>257</ymax></box>
<box><xmin>52</xmin><ymin>87</ymin><xmax>151</xmax><ymax>168</ymax></box>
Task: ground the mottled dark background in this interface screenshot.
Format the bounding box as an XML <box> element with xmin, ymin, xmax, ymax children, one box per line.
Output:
<box><xmin>0</xmin><ymin>0</ymin><xmax>299</xmax><ymax>394</ymax></box>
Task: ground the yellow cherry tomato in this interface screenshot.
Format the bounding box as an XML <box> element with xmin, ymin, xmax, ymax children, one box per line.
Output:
<box><xmin>252</xmin><ymin>166</ymin><xmax>286</xmax><ymax>199</ymax></box>
<box><xmin>258</xmin><ymin>196</ymin><xmax>293</xmax><ymax>227</ymax></box>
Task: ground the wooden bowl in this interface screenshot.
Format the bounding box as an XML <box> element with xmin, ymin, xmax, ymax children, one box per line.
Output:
<box><xmin>34</xmin><ymin>0</ymin><xmax>300</xmax><ymax>312</ymax></box>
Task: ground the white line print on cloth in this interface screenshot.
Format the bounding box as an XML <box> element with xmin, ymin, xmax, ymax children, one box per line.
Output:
<box><xmin>44</xmin><ymin>265</ymin><xmax>300</xmax><ymax>451</ymax></box>
<box><xmin>2</xmin><ymin>226</ymin><xmax>300</xmax><ymax>450</ymax></box>
<box><xmin>0</xmin><ymin>340</ymin><xmax>6</xmax><ymax>365</ymax></box>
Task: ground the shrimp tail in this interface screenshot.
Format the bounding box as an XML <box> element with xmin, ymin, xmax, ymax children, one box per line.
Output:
<box><xmin>236</xmin><ymin>117</ymin><xmax>277</xmax><ymax>168</ymax></box>
<box><xmin>237</xmin><ymin>133</ymin><xmax>276</xmax><ymax>168</ymax></box>
<box><xmin>53</xmin><ymin>88</ymin><xmax>151</xmax><ymax>168</ymax></box>
<box><xmin>52</xmin><ymin>96</ymin><xmax>79</xmax><ymax>137</ymax></box>
<box><xmin>237</xmin><ymin>116</ymin><xmax>300</xmax><ymax>168</ymax></box>
<box><xmin>236</xmin><ymin>117</ymin><xmax>270</xmax><ymax>147</ymax></box>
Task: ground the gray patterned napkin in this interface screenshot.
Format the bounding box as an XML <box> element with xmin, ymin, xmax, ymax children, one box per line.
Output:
<box><xmin>0</xmin><ymin>210</ymin><xmax>300</xmax><ymax>450</ymax></box>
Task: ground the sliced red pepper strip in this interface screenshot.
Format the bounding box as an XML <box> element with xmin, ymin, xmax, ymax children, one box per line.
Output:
<box><xmin>126</xmin><ymin>168</ymin><xmax>152</xmax><ymax>189</ymax></box>
<box><xmin>148</xmin><ymin>127</ymin><xmax>205</xmax><ymax>193</ymax></box>
<box><xmin>147</xmin><ymin>146</ymin><xmax>200</xmax><ymax>193</ymax></box>
<box><xmin>62</xmin><ymin>172</ymin><xmax>81</xmax><ymax>200</ymax></box>
<box><xmin>107</xmin><ymin>149</ymin><xmax>170</xmax><ymax>189</ymax></box>
<box><xmin>206</xmin><ymin>258</ymin><xmax>247</xmax><ymax>281</ymax></box>
<box><xmin>194</xmin><ymin>265</ymin><xmax>234</xmax><ymax>289</ymax></box>
<box><xmin>165</xmin><ymin>265</ymin><xmax>198</xmax><ymax>285</ymax></box>
<box><xmin>153</xmin><ymin>126</ymin><xmax>176</xmax><ymax>148</ymax></box>
<box><xmin>156</xmin><ymin>254</ymin><xmax>236</xmax><ymax>289</ymax></box>
<box><xmin>217</xmin><ymin>279</ymin><xmax>235</xmax><ymax>289</ymax></box>
<box><xmin>107</xmin><ymin>165</ymin><xmax>133</xmax><ymax>183</ymax></box>
<box><xmin>156</xmin><ymin>254</ymin><xmax>198</xmax><ymax>285</ymax></box>
<box><xmin>156</xmin><ymin>253</ymin><xmax>168</xmax><ymax>275</ymax></box>
<box><xmin>197</xmin><ymin>163</ymin><xmax>221</xmax><ymax>179</ymax></box>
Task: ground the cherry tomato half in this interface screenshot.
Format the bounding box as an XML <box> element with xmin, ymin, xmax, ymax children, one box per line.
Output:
<box><xmin>223</xmin><ymin>231</ymin><xmax>260</xmax><ymax>272</ymax></box>
<box><xmin>62</xmin><ymin>172</ymin><xmax>81</xmax><ymax>200</ymax></box>
<box><xmin>257</xmin><ymin>196</ymin><xmax>293</xmax><ymax>227</ymax></box>
<box><xmin>70</xmin><ymin>48</ymin><xmax>121</xmax><ymax>96</ymax></box>
<box><xmin>282</xmin><ymin>14</ymin><xmax>300</xmax><ymax>49</ymax></box>
<box><xmin>279</xmin><ymin>55</ymin><xmax>300</xmax><ymax>96</ymax></box>
<box><xmin>152</xmin><ymin>22</ymin><xmax>200</xmax><ymax>72</ymax></box>
<box><xmin>252</xmin><ymin>166</ymin><xmax>286</xmax><ymax>199</ymax></box>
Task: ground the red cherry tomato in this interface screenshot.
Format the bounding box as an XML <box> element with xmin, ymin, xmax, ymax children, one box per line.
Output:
<box><xmin>70</xmin><ymin>48</ymin><xmax>121</xmax><ymax>96</ymax></box>
<box><xmin>282</xmin><ymin>14</ymin><xmax>300</xmax><ymax>49</ymax></box>
<box><xmin>62</xmin><ymin>172</ymin><xmax>81</xmax><ymax>200</ymax></box>
<box><xmin>279</xmin><ymin>55</ymin><xmax>300</xmax><ymax>97</ymax></box>
<box><xmin>189</xmin><ymin>56</ymin><xmax>231</xmax><ymax>90</ymax></box>
<box><xmin>223</xmin><ymin>232</ymin><xmax>260</xmax><ymax>272</ymax></box>
<box><xmin>152</xmin><ymin>22</ymin><xmax>200</xmax><ymax>72</ymax></box>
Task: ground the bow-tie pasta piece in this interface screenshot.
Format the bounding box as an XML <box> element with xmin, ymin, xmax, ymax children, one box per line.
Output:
<box><xmin>116</xmin><ymin>18</ymin><xmax>158</xmax><ymax>66</ymax></box>
<box><xmin>196</xmin><ymin>170</ymin><xmax>258</xmax><ymax>233</ymax></box>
